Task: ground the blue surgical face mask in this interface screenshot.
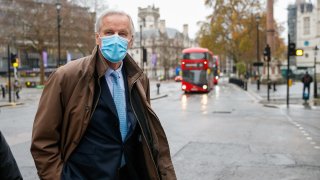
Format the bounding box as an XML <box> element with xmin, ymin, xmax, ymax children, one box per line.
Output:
<box><xmin>99</xmin><ymin>34</ymin><xmax>129</xmax><ymax>63</ymax></box>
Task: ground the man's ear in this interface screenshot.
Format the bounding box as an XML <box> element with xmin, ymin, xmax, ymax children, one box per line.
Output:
<box><xmin>128</xmin><ymin>36</ymin><xmax>134</xmax><ymax>48</ymax></box>
<box><xmin>95</xmin><ymin>33</ymin><xmax>100</xmax><ymax>45</ymax></box>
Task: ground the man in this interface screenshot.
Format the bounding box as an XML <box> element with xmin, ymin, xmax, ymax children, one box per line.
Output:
<box><xmin>0</xmin><ymin>131</ymin><xmax>23</xmax><ymax>180</ymax></box>
<box><xmin>13</xmin><ymin>80</ymin><xmax>21</xmax><ymax>100</ymax></box>
<box><xmin>301</xmin><ymin>71</ymin><xmax>313</xmax><ymax>99</ymax></box>
<box><xmin>31</xmin><ymin>10</ymin><xmax>176</xmax><ymax>180</ymax></box>
<box><xmin>0</xmin><ymin>84</ymin><xmax>5</xmax><ymax>98</ymax></box>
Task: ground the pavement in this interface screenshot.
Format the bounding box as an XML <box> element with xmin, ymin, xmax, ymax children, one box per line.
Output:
<box><xmin>1</xmin><ymin>77</ymin><xmax>320</xmax><ymax>180</ymax></box>
<box><xmin>0</xmin><ymin>79</ymin><xmax>171</xmax><ymax>108</ymax></box>
<box><xmin>1</xmin><ymin>77</ymin><xmax>320</xmax><ymax>110</ymax></box>
<box><xmin>245</xmin><ymin>79</ymin><xmax>320</xmax><ymax>110</ymax></box>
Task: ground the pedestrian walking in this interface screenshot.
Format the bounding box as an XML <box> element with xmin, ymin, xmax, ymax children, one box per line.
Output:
<box><xmin>13</xmin><ymin>80</ymin><xmax>21</xmax><ymax>100</ymax></box>
<box><xmin>0</xmin><ymin>131</ymin><xmax>23</xmax><ymax>180</ymax></box>
<box><xmin>31</xmin><ymin>9</ymin><xmax>176</xmax><ymax>180</ymax></box>
<box><xmin>301</xmin><ymin>71</ymin><xmax>313</xmax><ymax>100</ymax></box>
<box><xmin>0</xmin><ymin>84</ymin><xmax>5</xmax><ymax>98</ymax></box>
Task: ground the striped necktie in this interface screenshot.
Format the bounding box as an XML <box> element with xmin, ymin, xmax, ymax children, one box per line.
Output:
<box><xmin>110</xmin><ymin>71</ymin><xmax>128</xmax><ymax>142</ymax></box>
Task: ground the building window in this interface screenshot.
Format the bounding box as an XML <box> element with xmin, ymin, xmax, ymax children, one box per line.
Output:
<box><xmin>303</xmin><ymin>17</ymin><xmax>310</xmax><ymax>35</ymax></box>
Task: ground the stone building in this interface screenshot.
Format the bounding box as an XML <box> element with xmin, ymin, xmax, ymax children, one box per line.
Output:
<box><xmin>128</xmin><ymin>5</ymin><xmax>196</xmax><ymax>79</ymax></box>
<box><xmin>288</xmin><ymin>0</ymin><xmax>320</xmax><ymax>76</ymax></box>
<box><xmin>296</xmin><ymin>0</ymin><xmax>319</xmax><ymax>70</ymax></box>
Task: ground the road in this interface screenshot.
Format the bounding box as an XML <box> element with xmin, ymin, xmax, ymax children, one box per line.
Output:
<box><xmin>0</xmin><ymin>79</ymin><xmax>320</xmax><ymax>179</ymax></box>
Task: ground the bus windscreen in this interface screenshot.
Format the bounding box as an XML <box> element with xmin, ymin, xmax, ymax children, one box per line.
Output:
<box><xmin>182</xmin><ymin>52</ymin><xmax>208</xmax><ymax>60</ymax></box>
<box><xmin>182</xmin><ymin>70</ymin><xmax>207</xmax><ymax>85</ymax></box>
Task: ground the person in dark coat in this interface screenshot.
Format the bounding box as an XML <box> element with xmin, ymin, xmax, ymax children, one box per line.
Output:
<box><xmin>0</xmin><ymin>131</ymin><xmax>23</xmax><ymax>180</ymax></box>
<box><xmin>301</xmin><ymin>71</ymin><xmax>313</xmax><ymax>99</ymax></box>
<box><xmin>0</xmin><ymin>84</ymin><xmax>5</xmax><ymax>98</ymax></box>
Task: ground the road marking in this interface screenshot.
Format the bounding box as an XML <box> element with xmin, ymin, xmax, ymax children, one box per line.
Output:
<box><xmin>281</xmin><ymin>109</ymin><xmax>319</xmax><ymax>150</ymax></box>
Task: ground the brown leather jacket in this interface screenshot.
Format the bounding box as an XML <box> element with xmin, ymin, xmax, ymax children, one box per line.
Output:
<box><xmin>31</xmin><ymin>47</ymin><xmax>176</xmax><ymax>180</ymax></box>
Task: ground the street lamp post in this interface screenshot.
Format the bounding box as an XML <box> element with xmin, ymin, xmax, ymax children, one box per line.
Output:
<box><xmin>314</xmin><ymin>45</ymin><xmax>318</xmax><ymax>98</ymax></box>
<box><xmin>264</xmin><ymin>44</ymin><xmax>271</xmax><ymax>101</ymax></box>
<box><xmin>256</xmin><ymin>15</ymin><xmax>261</xmax><ymax>90</ymax></box>
<box><xmin>140</xmin><ymin>25</ymin><xmax>144</xmax><ymax>70</ymax></box>
<box><xmin>56</xmin><ymin>1</ymin><xmax>61</xmax><ymax>67</ymax></box>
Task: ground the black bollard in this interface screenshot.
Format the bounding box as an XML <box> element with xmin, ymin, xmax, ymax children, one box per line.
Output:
<box><xmin>156</xmin><ymin>83</ymin><xmax>160</xmax><ymax>95</ymax></box>
<box><xmin>273</xmin><ymin>82</ymin><xmax>276</xmax><ymax>91</ymax></box>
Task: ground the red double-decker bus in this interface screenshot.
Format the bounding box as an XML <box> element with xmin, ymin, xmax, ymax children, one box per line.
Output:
<box><xmin>180</xmin><ymin>47</ymin><xmax>215</xmax><ymax>93</ymax></box>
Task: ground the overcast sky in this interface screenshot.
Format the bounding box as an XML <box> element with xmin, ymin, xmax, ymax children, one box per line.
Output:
<box><xmin>106</xmin><ymin>0</ymin><xmax>311</xmax><ymax>41</ymax></box>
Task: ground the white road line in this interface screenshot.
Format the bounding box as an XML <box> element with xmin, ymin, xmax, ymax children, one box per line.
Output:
<box><xmin>281</xmin><ymin>109</ymin><xmax>319</xmax><ymax>150</ymax></box>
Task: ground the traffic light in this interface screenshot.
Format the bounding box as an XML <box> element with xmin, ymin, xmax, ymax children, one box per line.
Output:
<box><xmin>295</xmin><ymin>49</ymin><xmax>304</xmax><ymax>56</ymax></box>
<box><xmin>10</xmin><ymin>53</ymin><xmax>16</xmax><ymax>64</ymax></box>
<box><xmin>264</xmin><ymin>44</ymin><xmax>271</xmax><ymax>62</ymax></box>
<box><xmin>10</xmin><ymin>53</ymin><xmax>19</xmax><ymax>67</ymax></box>
<box><xmin>288</xmin><ymin>42</ymin><xmax>304</xmax><ymax>56</ymax></box>
<box><xmin>288</xmin><ymin>43</ymin><xmax>296</xmax><ymax>56</ymax></box>
<box><xmin>142</xmin><ymin>47</ymin><xmax>147</xmax><ymax>63</ymax></box>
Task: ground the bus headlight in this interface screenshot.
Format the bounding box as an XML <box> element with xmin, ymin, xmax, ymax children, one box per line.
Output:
<box><xmin>182</xmin><ymin>85</ymin><xmax>186</xmax><ymax>90</ymax></box>
<box><xmin>202</xmin><ymin>85</ymin><xmax>208</xmax><ymax>89</ymax></box>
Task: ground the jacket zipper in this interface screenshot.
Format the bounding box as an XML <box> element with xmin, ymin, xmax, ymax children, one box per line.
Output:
<box><xmin>129</xmin><ymin>79</ymin><xmax>160</xmax><ymax>180</ymax></box>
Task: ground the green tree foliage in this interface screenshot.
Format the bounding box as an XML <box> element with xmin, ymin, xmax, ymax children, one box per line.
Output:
<box><xmin>199</xmin><ymin>0</ymin><xmax>285</xmax><ymax>73</ymax></box>
<box><xmin>0</xmin><ymin>0</ymin><xmax>95</xmax><ymax>85</ymax></box>
<box><xmin>236</xmin><ymin>61</ymin><xmax>246</xmax><ymax>76</ymax></box>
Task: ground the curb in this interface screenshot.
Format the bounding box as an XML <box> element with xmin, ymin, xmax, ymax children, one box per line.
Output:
<box><xmin>150</xmin><ymin>94</ymin><xmax>168</xmax><ymax>100</ymax></box>
<box><xmin>0</xmin><ymin>102</ymin><xmax>24</xmax><ymax>108</ymax></box>
<box><xmin>0</xmin><ymin>93</ymin><xmax>169</xmax><ymax>107</ymax></box>
<box><xmin>262</xmin><ymin>104</ymin><xmax>280</xmax><ymax>108</ymax></box>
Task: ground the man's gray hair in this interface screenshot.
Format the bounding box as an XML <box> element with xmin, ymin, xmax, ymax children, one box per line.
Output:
<box><xmin>95</xmin><ymin>10</ymin><xmax>135</xmax><ymax>37</ymax></box>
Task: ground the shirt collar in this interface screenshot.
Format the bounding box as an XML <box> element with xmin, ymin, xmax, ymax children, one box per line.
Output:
<box><xmin>106</xmin><ymin>61</ymin><xmax>123</xmax><ymax>78</ymax></box>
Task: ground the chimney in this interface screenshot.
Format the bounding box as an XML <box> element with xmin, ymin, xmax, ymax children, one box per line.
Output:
<box><xmin>159</xmin><ymin>20</ymin><xmax>166</xmax><ymax>33</ymax></box>
<box><xmin>296</xmin><ymin>0</ymin><xmax>306</xmax><ymax>5</ymax></box>
<box><xmin>183</xmin><ymin>24</ymin><xmax>188</xmax><ymax>37</ymax></box>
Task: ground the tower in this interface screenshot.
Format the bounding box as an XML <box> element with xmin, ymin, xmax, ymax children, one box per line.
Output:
<box><xmin>266</xmin><ymin>0</ymin><xmax>275</xmax><ymax>55</ymax></box>
<box><xmin>138</xmin><ymin>5</ymin><xmax>160</xmax><ymax>30</ymax></box>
